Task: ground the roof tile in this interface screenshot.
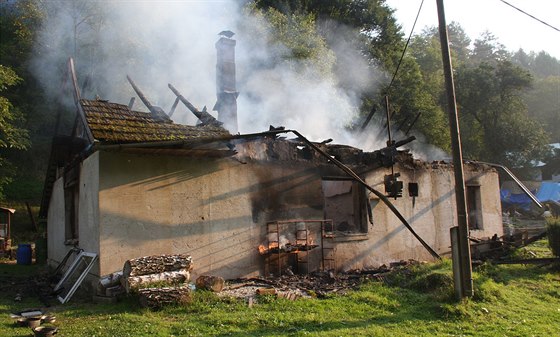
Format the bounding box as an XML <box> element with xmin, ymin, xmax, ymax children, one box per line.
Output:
<box><xmin>80</xmin><ymin>99</ymin><xmax>230</xmax><ymax>144</ymax></box>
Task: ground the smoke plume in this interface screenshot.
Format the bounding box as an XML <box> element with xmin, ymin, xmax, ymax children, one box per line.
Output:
<box><xmin>31</xmin><ymin>0</ymin><xmax>443</xmax><ymax>158</ymax></box>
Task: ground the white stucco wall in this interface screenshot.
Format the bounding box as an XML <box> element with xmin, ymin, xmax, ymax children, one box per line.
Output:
<box><xmin>97</xmin><ymin>151</ymin><xmax>268</xmax><ymax>278</ymax></box>
<box><xmin>94</xmin><ymin>149</ymin><xmax>502</xmax><ymax>278</ymax></box>
<box><xmin>78</xmin><ymin>152</ymin><xmax>100</xmax><ymax>264</ymax></box>
<box><xmin>47</xmin><ymin>176</ymin><xmax>66</xmax><ymax>266</ymax></box>
<box><xmin>331</xmin><ymin>162</ymin><xmax>503</xmax><ymax>270</ymax></box>
<box><xmin>47</xmin><ymin>152</ymin><xmax>100</xmax><ymax>275</ymax></box>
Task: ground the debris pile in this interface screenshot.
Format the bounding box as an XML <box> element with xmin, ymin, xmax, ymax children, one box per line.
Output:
<box><xmin>220</xmin><ymin>260</ymin><xmax>421</xmax><ymax>303</ymax></box>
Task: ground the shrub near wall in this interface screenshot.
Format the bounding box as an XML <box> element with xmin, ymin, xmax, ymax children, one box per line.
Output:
<box><xmin>546</xmin><ymin>217</ymin><xmax>560</xmax><ymax>257</ymax></box>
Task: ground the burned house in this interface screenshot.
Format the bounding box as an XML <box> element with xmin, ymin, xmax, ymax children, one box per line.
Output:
<box><xmin>40</xmin><ymin>35</ymin><xmax>503</xmax><ymax>283</ymax></box>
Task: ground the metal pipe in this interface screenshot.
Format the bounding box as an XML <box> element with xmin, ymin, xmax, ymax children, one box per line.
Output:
<box><xmin>473</xmin><ymin>161</ymin><xmax>542</xmax><ymax>208</ymax></box>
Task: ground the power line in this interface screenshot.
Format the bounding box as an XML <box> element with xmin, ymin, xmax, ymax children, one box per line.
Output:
<box><xmin>387</xmin><ymin>0</ymin><xmax>425</xmax><ymax>94</ymax></box>
<box><xmin>499</xmin><ymin>0</ymin><xmax>560</xmax><ymax>33</ymax></box>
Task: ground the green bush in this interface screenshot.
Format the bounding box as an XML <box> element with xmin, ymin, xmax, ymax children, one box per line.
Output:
<box><xmin>546</xmin><ymin>217</ymin><xmax>560</xmax><ymax>257</ymax></box>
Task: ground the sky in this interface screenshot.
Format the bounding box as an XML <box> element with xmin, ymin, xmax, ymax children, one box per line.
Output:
<box><xmin>385</xmin><ymin>0</ymin><xmax>560</xmax><ymax>59</ymax></box>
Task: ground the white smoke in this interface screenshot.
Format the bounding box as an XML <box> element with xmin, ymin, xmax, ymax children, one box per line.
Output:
<box><xmin>30</xmin><ymin>1</ymin><xmax>438</xmax><ymax>154</ymax></box>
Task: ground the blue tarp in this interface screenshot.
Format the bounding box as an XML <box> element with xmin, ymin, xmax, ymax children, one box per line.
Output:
<box><xmin>536</xmin><ymin>182</ymin><xmax>560</xmax><ymax>202</ymax></box>
<box><xmin>501</xmin><ymin>182</ymin><xmax>560</xmax><ymax>210</ymax></box>
<box><xmin>501</xmin><ymin>190</ymin><xmax>533</xmax><ymax>210</ymax></box>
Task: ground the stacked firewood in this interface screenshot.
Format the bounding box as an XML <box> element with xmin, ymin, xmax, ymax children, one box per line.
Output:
<box><xmin>137</xmin><ymin>286</ymin><xmax>192</xmax><ymax>309</ymax></box>
<box><xmin>120</xmin><ymin>254</ymin><xmax>194</xmax><ymax>309</ymax></box>
<box><xmin>121</xmin><ymin>254</ymin><xmax>224</xmax><ymax>309</ymax></box>
<box><xmin>97</xmin><ymin>254</ymin><xmax>225</xmax><ymax>309</ymax></box>
<box><xmin>122</xmin><ymin>254</ymin><xmax>193</xmax><ymax>293</ymax></box>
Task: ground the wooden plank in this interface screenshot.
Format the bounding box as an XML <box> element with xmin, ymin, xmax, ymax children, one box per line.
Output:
<box><xmin>68</xmin><ymin>58</ymin><xmax>94</xmax><ymax>143</ymax></box>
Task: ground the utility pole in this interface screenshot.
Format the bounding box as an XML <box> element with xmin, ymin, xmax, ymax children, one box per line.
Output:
<box><xmin>436</xmin><ymin>0</ymin><xmax>473</xmax><ymax>298</ymax></box>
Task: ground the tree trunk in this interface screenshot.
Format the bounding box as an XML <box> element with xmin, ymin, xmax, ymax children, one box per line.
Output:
<box><xmin>195</xmin><ymin>275</ymin><xmax>225</xmax><ymax>292</ymax></box>
<box><xmin>123</xmin><ymin>254</ymin><xmax>193</xmax><ymax>277</ymax></box>
<box><xmin>138</xmin><ymin>286</ymin><xmax>192</xmax><ymax>310</ymax></box>
<box><xmin>123</xmin><ymin>270</ymin><xmax>190</xmax><ymax>293</ymax></box>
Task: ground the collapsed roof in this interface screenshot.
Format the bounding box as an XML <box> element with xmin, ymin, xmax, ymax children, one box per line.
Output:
<box><xmin>81</xmin><ymin>98</ymin><xmax>230</xmax><ymax>144</ymax></box>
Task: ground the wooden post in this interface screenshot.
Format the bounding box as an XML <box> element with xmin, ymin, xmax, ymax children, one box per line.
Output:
<box><xmin>450</xmin><ymin>226</ymin><xmax>462</xmax><ymax>299</ymax></box>
<box><xmin>436</xmin><ymin>0</ymin><xmax>473</xmax><ymax>298</ymax></box>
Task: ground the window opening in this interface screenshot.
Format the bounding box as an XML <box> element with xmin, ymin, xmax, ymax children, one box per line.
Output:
<box><xmin>466</xmin><ymin>185</ymin><xmax>483</xmax><ymax>230</ymax></box>
<box><xmin>64</xmin><ymin>166</ymin><xmax>80</xmax><ymax>244</ymax></box>
<box><xmin>322</xmin><ymin>178</ymin><xmax>368</xmax><ymax>233</ymax></box>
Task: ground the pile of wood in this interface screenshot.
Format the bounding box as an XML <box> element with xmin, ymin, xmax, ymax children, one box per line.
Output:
<box><xmin>120</xmin><ymin>254</ymin><xmax>224</xmax><ymax>309</ymax></box>
<box><xmin>96</xmin><ymin>254</ymin><xmax>227</xmax><ymax>309</ymax></box>
<box><xmin>121</xmin><ymin>254</ymin><xmax>193</xmax><ymax>293</ymax></box>
<box><xmin>97</xmin><ymin>271</ymin><xmax>125</xmax><ymax>298</ymax></box>
<box><xmin>123</xmin><ymin>254</ymin><xmax>193</xmax><ymax>277</ymax></box>
<box><xmin>138</xmin><ymin>286</ymin><xmax>192</xmax><ymax>310</ymax></box>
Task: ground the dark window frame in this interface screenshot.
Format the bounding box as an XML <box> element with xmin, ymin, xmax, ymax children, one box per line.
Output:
<box><xmin>322</xmin><ymin>177</ymin><xmax>369</xmax><ymax>234</ymax></box>
<box><xmin>64</xmin><ymin>166</ymin><xmax>80</xmax><ymax>243</ymax></box>
<box><xmin>466</xmin><ymin>184</ymin><xmax>483</xmax><ymax>230</ymax></box>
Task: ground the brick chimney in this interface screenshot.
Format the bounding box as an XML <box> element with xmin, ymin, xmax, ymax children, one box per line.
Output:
<box><xmin>214</xmin><ymin>32</ymin><xmax>238</xmax><ymax>133</ymax></box>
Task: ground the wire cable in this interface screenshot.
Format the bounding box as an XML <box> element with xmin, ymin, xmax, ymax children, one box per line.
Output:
<box><xmin>499</xmin><ymin>0</ymin><xmax>559</xmax><ymax>32</ymax></box>
<box><xmin>387</xmin><ymin>0</ymin><xmax>425</xmax><ymax>94</ymax></box>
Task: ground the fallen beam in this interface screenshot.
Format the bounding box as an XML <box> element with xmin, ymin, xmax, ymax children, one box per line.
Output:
<box><xmin>168</xmin><ymin>83</ymin><xmax>222</xmax><ymax>126</ymax></box>
<box><xmin>289</xmin><ymin>130</ymin><xmax>441</xmax><ymax>260</ymax></box>
<box><xmin>126</xmin><ymin>75</ymin><xmax>169</xmax><ymax>121</ymax></box>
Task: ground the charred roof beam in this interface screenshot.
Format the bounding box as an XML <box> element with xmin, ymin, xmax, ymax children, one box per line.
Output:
<box><xmin>168</xmin><ymin>83</ymin><xmax>222</xmax><ymax>127</ymax></box>
<box><xmin>126</xmin><ymin>75</ymin><xmax>170</xmax><ymax>122</ymax></box>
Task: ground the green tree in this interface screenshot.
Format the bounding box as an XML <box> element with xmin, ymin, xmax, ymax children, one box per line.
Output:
<box><xmin>511</xmin><ymin>48</ymin><xmax>535</xmax><ymax>70</ymax></box>
<box><xmin>455</xmin><ymin>60</ymin><xmax>549</xmax><ymax>167</ymax></box>
<box><xmin>471</xmin><ymin>31</ymin><xmax>510</xmax><ymax>64</ymax></box>
<box><xmin>524</xmin><ymin>75</ymin><xmax>560</xmax><ymax>143</ymax></box>
<box><xmin>0</xmin><ymin>65</ymin><xmax>30</xmax><ymax>199</ymax></box>
<box><xmin>244</xmin><ymin>5</ymin><xmax>336</xmax><ymax>75</ymax></box>
<box><xmin>0</xmin><ymin>0</ymin><xmax>57</xmax><ymax>201</ymax></box>
<box><xmin>532</xmin><ymin>51</ymin><xmax>560</xmax><ymax>78</ymax></box>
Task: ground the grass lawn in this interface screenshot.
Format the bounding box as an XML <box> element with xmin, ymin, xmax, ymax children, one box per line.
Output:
<box><xmin>1</xmin><ymin>242</ymin><xmax>559</xmax><ymax>336</ymax></box>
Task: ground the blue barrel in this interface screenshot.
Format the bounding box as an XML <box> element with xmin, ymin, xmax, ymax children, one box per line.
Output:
<box><xmin>16</xmin><ymin>244</ymin><xmax>32</xmax><ymax>265</ymax></box>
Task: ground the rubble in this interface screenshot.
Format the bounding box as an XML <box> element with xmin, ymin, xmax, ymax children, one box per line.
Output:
<box><xmin>219</xmin><ymin>261</ymin><xmax>420</xmax><ymax>302</ymax></box>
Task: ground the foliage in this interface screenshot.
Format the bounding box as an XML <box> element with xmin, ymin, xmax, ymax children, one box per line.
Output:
<box><xmin>245</xmin><ymin>5</ymin><xmax>336</xmax><ymax>76</ymax></box>
<box><xmin>0</xmin><ymin>0</ymin><xmax>55</xmax><ymax>202</ymax></box>
<box><xmin>470</xmin><ymin>31</ymin><xmax>510</xmax><ymax>64</ymax></box>
<box><xmin>523</xmin><ymin>75</ymin><xmax>560</xmax><ymax>143</ymax></box>
<box><xmin>546</xmin><ymin>217</ymin><xmax>560</xmax><ymax>257</ymax></box>
<box><xmin>0</xmin><ymin>65</ymin><xmax>30</xmax><ymax>200</ymax></box>
<box><xmin>455</xmin><ymin>60</ymin><xmax>549</xmax><ymax>166</ymax></box>
<box><xmin>0</xmin><ymin>66</ymin><xmax>29</xmax><ymax>150</ymax></box>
